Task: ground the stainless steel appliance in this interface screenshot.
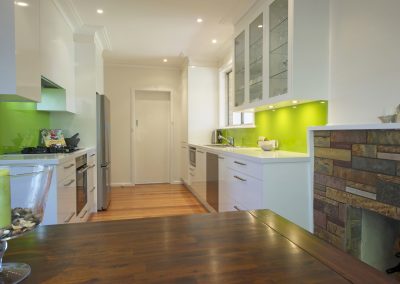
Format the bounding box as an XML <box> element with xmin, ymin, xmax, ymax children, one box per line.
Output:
<box><xmin>76</xmin><ymin>154</ymin><xmax>88</xmax><ymax>216</ymax></box>
<box><xmin>96</xmin><ymin>93</ymin><xmax>111</xmax><ymax>210</ymax></box>
<box><xmin>206</xmin><ymin>152</ymin><xmax>219</xmax><ymax>211</ymax></box>
<box><xmin>189</xmin><ymin>146</ymin><xmax>196</xmax><ymax>167</ymax></box>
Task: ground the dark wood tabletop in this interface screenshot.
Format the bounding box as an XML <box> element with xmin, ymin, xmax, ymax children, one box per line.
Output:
<box><xmin>4</xmin><ymin>210</ymin><xmax>396</xmax><ymax>283</ymax></box>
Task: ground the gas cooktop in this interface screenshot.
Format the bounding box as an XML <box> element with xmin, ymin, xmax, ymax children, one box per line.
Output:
<box><xmin>21</xmin><ymin>146</ymin><xmax>79</xmax><ymax>154</ymax></box>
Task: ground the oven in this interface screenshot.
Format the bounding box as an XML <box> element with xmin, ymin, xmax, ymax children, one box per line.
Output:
<box><xmin>76</xmin><ymin>154</ymin><xmax>88</xmax><ymax>216</ymax></box>
<box><xmin>189</xmin><ymin>146</ymin><xmax>196</xmax><ymax>167</ymax></box>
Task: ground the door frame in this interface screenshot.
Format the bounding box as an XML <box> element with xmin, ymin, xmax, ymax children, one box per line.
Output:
<box><xmin>130</xmin><ymin>88</ymin><xmax>174</xmax><ymax>185</ymax></box>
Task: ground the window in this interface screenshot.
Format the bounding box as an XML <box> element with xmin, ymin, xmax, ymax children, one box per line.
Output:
<box><xmin>225</xmin><ymin>69</ymin><xmax>255</xmax><ymax>127</ymax></box>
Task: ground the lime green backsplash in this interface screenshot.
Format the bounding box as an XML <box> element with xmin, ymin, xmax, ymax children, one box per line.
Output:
<box><xmin>0</xmin><ymin>102</ymin><xmax>50</xmax><ymax>154</ymax></box>
<box><xmin>222</xmin><ymin>101</ymin><xmax>328</xmax><ymax>153</ymax></box>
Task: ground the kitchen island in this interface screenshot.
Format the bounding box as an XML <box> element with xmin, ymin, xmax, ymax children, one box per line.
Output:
<box><xmin>4</xmin><ymin>210</ymin><xmax>394</xmax><ymax>283</ymax></box>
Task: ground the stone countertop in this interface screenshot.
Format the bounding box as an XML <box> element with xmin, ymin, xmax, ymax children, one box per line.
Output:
<box><xmin>309</xmin><ymin>123</ymin><xmax>400</xmax><ymax>131</ymax></box>
<box><xmin>191</xmin><ymin>144</ymin><xmax>310</xmax><ymax>164</ymax></box>
<box><xmin>0</xmin><ymin>147</ymin><xmax>96</xmax><ymax>165</ymax></box>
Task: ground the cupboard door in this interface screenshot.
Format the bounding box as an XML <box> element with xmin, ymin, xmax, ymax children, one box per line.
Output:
<box><xmin>234</xmin><ymin>31</ymin><xmax>245</xmax><ymax>107</ymax></box>
<box><xmin>269</xmin><ymin>0</ymin><xmax>288</xmax><ymax>98</ymax></box>
<box><xmin>249</xmin><ymin>13</ymin><xmax>264</xmax><ymax>103</ymax></box>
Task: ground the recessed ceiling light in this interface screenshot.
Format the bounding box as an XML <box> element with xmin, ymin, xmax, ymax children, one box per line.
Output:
<box><xmin>197</xmin><ymin>18</ymin><xmax>203</xmax><ymax>23</ymax></box>
<box><xmin>97</xmin><ymin>9</ymin><xmax>104</xmax><ymax>14</ymax></box>
<box><xmin>15</xmin><ymin>1</ymin><xmax>29</xmax><ymax>7</ymax></box>
<box><xmin>212</xmin><ymin>39</ymin><xmax>217</xmax><ymax>44</ymax></box>
<box><xmin>320</xmin><ymin>101</ymin><xmax>326</xmax><ymax>104</ymax></box>
<box><xmin>268</xmin><ymin>105</ymin><xmax>274</xmax><ymax>109</ymax></box>
<box><xmin>163</xmin><ymin>59</ymin><xmax>168</xmax><ymax>63</ymax></box>
<box><xmin>292</xmin><ymin>100</ymin><xmax>298</xmax><ymax>104</ymax></box>
<box><xmin>258</xmin><ymin>24</ymin><xmax>263</xmax><ymax>28</ymax></box>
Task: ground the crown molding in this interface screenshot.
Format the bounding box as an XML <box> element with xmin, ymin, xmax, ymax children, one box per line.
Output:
<box><xmin>52</xmin><ymin>0</ymin><xmax>111</xmax><ymax>51</ymax></box>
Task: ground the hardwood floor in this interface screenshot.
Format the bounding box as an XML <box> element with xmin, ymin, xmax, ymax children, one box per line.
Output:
<box><xmin>89</xmin><ymin>184</ymin><xmax>208</xmax><ymax>222</ymax></box>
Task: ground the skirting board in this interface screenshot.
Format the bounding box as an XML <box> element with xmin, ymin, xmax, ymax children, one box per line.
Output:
<box><xmin>111</xmin><ymin>181</ymin><xmax>182</xmax><ymax>187</ymax></box>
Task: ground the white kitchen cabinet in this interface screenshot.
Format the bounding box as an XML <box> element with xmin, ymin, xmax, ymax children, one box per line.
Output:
<box><xmin>0</xmin><ymin>0</ymin><xmax>40</xmax><ymax>102</ymax></box>
<box><xmin>233</xmin><ymin>0</ymin><xmax>329</xmax><ymax>111</ymax></box>
<box><xmin>191</xmin><ymin>149</ymin><xmax>206</xmax><ymax>200</ymax></box>
<box><xmin>180</xmin><ymin>143</ymin><xmax>189</xmax><ymax>185</ymax></box>
<box><xmin>87</xmin><ymin>152</ymin><xmax>97</xmax><ymax>213</ymax></box>
<box><xmin>57</xmin><ymin>169</ymin><xmax>76</xmax><ymax>224</ymax></box>
<box><xmin>40</xmin><ymin>0</ymin><xmax>76</xmax><ymax>113</ymax></box>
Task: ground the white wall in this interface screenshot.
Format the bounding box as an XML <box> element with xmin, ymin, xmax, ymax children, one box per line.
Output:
<box><xmin>329</xmin><ymin>0</ymin><xmax>400</xmax><ymax>124</ymax></box>
<box><xmin>104</xmin><ymin>64</ymin><xmax>182</xmax><ymax>186</ymax></box>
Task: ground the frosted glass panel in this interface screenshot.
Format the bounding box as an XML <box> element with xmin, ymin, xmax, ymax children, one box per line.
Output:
<box><xmin>234</xmin><ymin>31</ymin><xmax>245</xmax><ymax>107</ymax></box>
<box><xmin>269</xmin><ymin>0</ymin><xmax>288</xmax><ymax>98</ymax></box>
<box><xmin>249</xmin><ymin>13</ymin><xmax>263</xmax><ymax>103</ymax></box>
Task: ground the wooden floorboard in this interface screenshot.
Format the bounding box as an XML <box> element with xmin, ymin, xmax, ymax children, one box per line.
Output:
<box><xmin>89</xmin><ymin>184</ymin><xmax>208</xmax><ymax>222</ymax></box>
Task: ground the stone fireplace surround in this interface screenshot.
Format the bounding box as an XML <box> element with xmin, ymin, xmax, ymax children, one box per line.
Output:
<box><xmin>310</xmin><ymin>124</ymin><xmax>400</xmax><ymax>273</ymax></box>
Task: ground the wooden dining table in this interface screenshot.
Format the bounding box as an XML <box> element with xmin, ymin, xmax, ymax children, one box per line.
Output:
<box><xmin>4</xmin><ymin>210</ymin><xmax>396</xmax><ymax>283</ymax></box>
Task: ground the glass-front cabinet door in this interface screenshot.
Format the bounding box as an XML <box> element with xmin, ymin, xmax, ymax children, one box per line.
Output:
<box><xmin>269</xmin><ymin>0</ymin><xmax>288</xmax><ymax>98</ymax></box>
<box><xmin>234</xmin><ymin>31</ymin><xmax>245</xmax><ymax>107</ymax></box>
<box><xmin>249</xmin><ymin>13</ymin><xmax>264</xmax><ymax>103</ymax></box>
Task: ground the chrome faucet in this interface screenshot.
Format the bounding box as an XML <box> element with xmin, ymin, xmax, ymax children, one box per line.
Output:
<box><xmin>218</xmin><ymin>134</ymin><xmax>235</xmax><ymax>147</ymax></box>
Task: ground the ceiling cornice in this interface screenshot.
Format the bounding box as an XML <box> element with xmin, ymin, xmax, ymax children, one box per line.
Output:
<box><xmin>52</xmin><ymin>0</ymin><xmax>112</xmax><ymax>51</ymax></box>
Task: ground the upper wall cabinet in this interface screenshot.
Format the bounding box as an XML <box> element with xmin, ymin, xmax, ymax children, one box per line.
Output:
<box><xmin>0</xmin><ymin>0</ymin><xmax>41</xmax><ymax>102</ymax></box>
<box><xmin>40</xmin><ymin>0</ymin><xmax>76</xmax><ymax>113</ymax></box>
<box><xmin>233</xmin><ymin>0</ymin><xmax>329</xmax><ymax>111</ymax></box>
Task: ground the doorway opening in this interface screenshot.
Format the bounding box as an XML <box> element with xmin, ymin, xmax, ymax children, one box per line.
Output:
<box><xmin>131</xmin><ymin>90</ymin><xmax>172</xmax><ymax>185</ymax></box>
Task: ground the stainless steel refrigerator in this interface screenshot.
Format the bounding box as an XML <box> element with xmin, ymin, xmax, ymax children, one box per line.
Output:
<box><xmin>96</xmin><ymin>93</ymin><xmax>111</xmax><ymax>210</ymax></box>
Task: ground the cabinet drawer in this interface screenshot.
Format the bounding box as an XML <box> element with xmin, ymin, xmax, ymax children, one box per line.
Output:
<box><xmin>57</xmin><ymin>172</ymin><xmax>76</xmax><ymax>224</ymax></box>
<box><xmin>57</xmin><ymin>159</ymin><xmax>76</xmax><ymax>182</ymax></box>
<box><xmin>225</xmin><ymin>168</ymin><xmax>263</xmax><ymax>210</ymax></box>
<box><xmin>225</xmin><ymin>156</ymin><xmax>263</xmax><ymax>180</ymax></box>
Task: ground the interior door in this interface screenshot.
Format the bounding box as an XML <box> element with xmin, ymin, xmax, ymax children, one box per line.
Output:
<box><xmin>134</xmin><ymin>91</ymin><xmax>170</xmax><ymax>184</ymax></box>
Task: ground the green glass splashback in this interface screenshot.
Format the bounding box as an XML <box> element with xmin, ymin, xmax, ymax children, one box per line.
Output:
<box><xmin>0</xmin><ymin>102</ymin><xmax>50</xmax><ymax>154</ymax></box>
<box><xmin>222</xmin><ymin>101</ymin><xmax>328</xmax><ymax>153</ymax></box>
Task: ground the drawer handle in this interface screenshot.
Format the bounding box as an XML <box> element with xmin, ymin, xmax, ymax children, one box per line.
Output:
<box><xmin>63</xmin><ymin>179</ymin><xmax>75</xmax><ymax>186</ymax></box>
<box><xmin>80</xmin><ymin>210</ymin><xmax>88</xmax><ymax>219</ymax></box>
<box><xmin>234</xmin><ymin>206</ymin><xmax>241</xmax><ymax>211</ymax></box>
<box><xmin>234</xmin><ymin>175</ymin><xmax>246</xmax><ymax>182</ymax></box>
<box><xmin>64</xmin><ymin>163</ymin><xmax>75</xmax><ymax>169</ymax></box>
<box><xmin>90</xmin><ymin>153</ymin><xmax>96</xmax><ymax>157</ymax></box>
<box><xmin>234</xmin><ymin>161</ymin><xmax>246</xmax><ymax>166</ymax></box>
<box><xmin>181</xmin><ymin>146</ymin><xmax>187</xmax><ymax>149</ymax></box>
<box><xmin>88</xmin><ymin>164</ymin><xmax>96</xmax><ymax>169</ymax></box>
<box><xmin>218</xmin><ymin>157</ymin><xmax>225</xmax><ymax>160</ymax></box>
<box><xmin>64</xmin><ymin>212</ymin><xmax>75</xmax><ymax>223</ymax></box>
<box><xmin>90</xmin><ymin>186</ymin><xmax>96</xmax><ymax>192</ymax></box>
<box><xmin>197</xmin><ymin>150</ymin><xmax>204</xmax><ymax>154</ymax></box>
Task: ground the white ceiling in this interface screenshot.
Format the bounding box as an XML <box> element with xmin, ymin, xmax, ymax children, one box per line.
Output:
<box><xmin>70</xmin><ymin>0</ymin><xmax>256</xmax><ymax>67</ymax></box>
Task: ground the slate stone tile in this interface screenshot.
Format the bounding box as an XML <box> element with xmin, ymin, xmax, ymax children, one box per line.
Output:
<box><xmin>331</xmin><ymin>130</ymin><xmax>367</xmax><ymax>144</ymax></box>
<box><xmin>377</xmin><ymin>152</ymin><xmax>400</xmax><ymax>161</ymax></box>
<box><xmin>377</xmin><ymin>174</ymin><xmax>400</xmax><ymax>185</ymax></box>
<box><xmin>314</xmin><ymin>136</ymin><xmax>330</xmax><ymax>148</ymax></box>
<box><xmin>398</xmin><ymin>162</ymin><xmax>400</xmax><ymax>176</ymax></box>
<box><xmin>314</xmin><ymin>210</ymin><xmax>327</xmax><ymax>229</ymax></box>
<box><xmin>315</xmin><ymin>193</ymin><xmax>338</xmax><ymax>206</ymax></box>
<box><xmin>333</xmin><ymin>166</ymin><xmax>377</xmax><ymax>186</ymax></box>
<box><xmin>314</xmin><ymin>130</ymin><xmax>331</xmax><ymax>137</ymax></box>
<box><xmin>314</xmin><ymin>157</ymin><xmax>333</xmax><ymax>175</ymax></box>
<box><xmin>346</xmin><ymin>180</ymin><xmax>376</xmax><ymax>194</ymax></box>
<box><xmin>327</xmin><ymin>214</ymin><xmax>345</xmax><ymax>228</ymax></box>
<box><xmin>333</xmin><ymin>160</ymin><xmax>352</xmax><ymax>168</ymax></box>
<box><xmin>352</xmin><ymin>144</ymin><xmax>377</xmax><ymax>158</ymax></box>
<box><xmin>338</xmin><ymin>203</ymin><xmax>347</xmax><ymax>222</ymax></box>
<box><xmin>327</xmin><ymin>220</ymin><xmax>345</xmax><ymax>238</ymax></box>
<box><xmin>367</xmin><ymin>130</ymin><xmax>400</xmax><ymax>145</ymax></box>
<box><xmin>315</xmin><ymin>147</ymin><xmax>351</xmax><ymax>162</ymax></box>
<box><xmin>352</xmin><ymin>156</ymin><xmax>396</xmax><ymax>175</ymax></box>
<box><xmin>314</xmin><ymin>183</ymin><xmax>326</xmax><ymax>192</ymax></box>
<box><xmin>314</xmin><ymin>226</ymin><xmax>345</xmax><ymax>249</ymax></box>
<box><xmin>330</xmin><ymin>142</ymin><xmax>352</xmax><ymax>150</ymax></box>
<box><xmin>378</xmin><ymin>145</ymin><xmax>400</xmax><ymax>154</ymax></box>
<box><xmin>376</xmin><ymin>180</ymin><xmax>400</xmax><ymax>207</ymax></box>
<box><xmin>324</xmin><ymin>202</ymin><xmax>339</xmax><ymax>217</ymax></box>
<box><xmin>313</xmin><ymin>198</ymin><xmax>324</xmax><ymax>210</ymax></box>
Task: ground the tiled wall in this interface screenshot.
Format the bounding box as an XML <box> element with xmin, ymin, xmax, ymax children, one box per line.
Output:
<box><xmin>222</xmin><ymin>101</ymin><xmax>328</xmax><ymax>153</ymax></box>
<box><xmin>313</xmin><ymin>129</ymin><xmax>400</xmax><ymax>249</ymax></box>
<box><xmin>0</xmin><ymin>102</ymin><xmax>50</xmax><ymax>154</ymax></box>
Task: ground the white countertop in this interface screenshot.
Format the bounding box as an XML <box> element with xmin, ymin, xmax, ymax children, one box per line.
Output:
<box><xmin>192</xmin><ymin>144</ymin><xmax>310</xmax><ymax>163</ymax></box>
<box><xmin>309</xmin><ymin>123</ymin><xmax>400</xmax><ymax>131</ymax></box>
<box><xmin>0</xmin><ymin>148</ymin><xmax>95</xmax><ymax>165</ymax></box>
